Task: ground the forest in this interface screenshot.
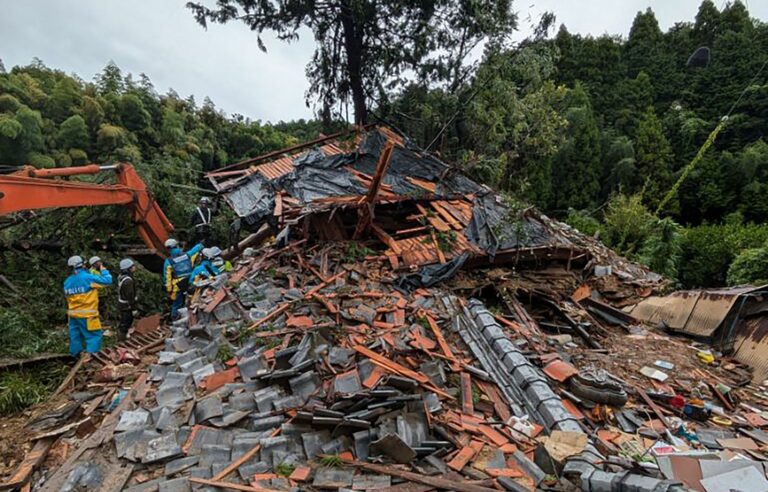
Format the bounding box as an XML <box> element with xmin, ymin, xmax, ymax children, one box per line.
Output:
<box><xmin>1</xmin><ymin>1</ymin><xmax>767</xmax><ymax>381</ymax></box>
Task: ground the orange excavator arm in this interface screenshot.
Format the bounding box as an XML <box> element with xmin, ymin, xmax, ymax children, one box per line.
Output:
<box><xmin>0</xmin><ymin>163</ymin><xmax>174</xmax><ymax>255</ymax></box>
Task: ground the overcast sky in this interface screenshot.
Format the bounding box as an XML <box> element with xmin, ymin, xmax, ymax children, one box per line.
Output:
<box><xmin>1</xmin><ymin>1</ymin><xmax>766</xmax><ymax>123</ymax></box>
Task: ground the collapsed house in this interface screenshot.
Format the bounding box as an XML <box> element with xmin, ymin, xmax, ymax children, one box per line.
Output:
<box><xmin>3</xmin><ymin>127</ymin><xmax>768</xmax><ymax>492</ymax></box>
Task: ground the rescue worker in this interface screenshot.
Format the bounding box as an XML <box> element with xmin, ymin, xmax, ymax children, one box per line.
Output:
<box><xmin>189</xmin><ymin>196</ymin><xmax>216</xmax><ymax>246</ymax></box>
<box><xmin>64</xmin><ymin>255</ymin><xmax>112</xmax><ymax>357</ymax></box>
<box><xmin>189</xmin><ymin>247</ymin><xmax>222</xmax><ymax>289</ymax></box>
<box><xmin>117</xmin><ymin>258</ymin><xmax>138</xmax><ymax>341</ymax></box>
<box><xmin>163</xmin><ymin>238</ymin><xmax>203</xmax><ymax>320</ymax></box>
<box><xmin>88</xmin><ymin>255</ymin><xmax>109</xmax><ymax>320</ymax></box>
<box><xmin>209</xmin><ymin>246</ymin><xmax>232</xmax><ymax>272</ymax></box>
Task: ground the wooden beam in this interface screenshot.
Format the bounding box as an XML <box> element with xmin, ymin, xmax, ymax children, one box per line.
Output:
<box><xmin>211</xmin><ymin>426</ymin><xmax>282</xmax><ymax>480</ymax></box>
<box><xmin>370</xmin><ymin>223</ymin><xmax>402</xmax><ymax>254</ymax></box>
<box><xmin>190</xmin><ymin>477</ymin><xmax>281</xmax><ymax>492</ymax></box>
<box><xmin>344</xmin><ymin>460</ymin><xmax>499</xmax><ymax>492</ymax></box>
<box><xmin>353</xmin><ymin>141</ymin><xmax>395</xmax><ymax>239</ymax></box>
<box><xmin>0</xmin><ymin>437</ymin><xmax>54</xmax><ymax>490</ymax></box>
<box><xmin>51</xmin><ymin>354</ymin><xmax>90</xmax><ymax>397</ymax></box>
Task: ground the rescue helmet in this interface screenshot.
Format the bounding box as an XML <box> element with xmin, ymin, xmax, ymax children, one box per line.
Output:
<box><xmin>201</xmin><ymin>248</ymin><xmax>215</xmax><ymax>259</ymax></box>
<box><xmin>199</xmin><ymin>196</ymin><xmax>211</xmax><ymax>205</ymax></box>
<box><xmin>67</xmin><ymin>255</ymin><xmax>84</xmax><ymax>268</ymax></box>
<box><xmin>119</xmin><ymin>258</ymin><xmax>135</xmax><ymax>271</ymax></box>
<box><xmin>208</xmin><ymin>246</ymin><xmax>222</xmax><ymax>258</ymax></box>
<box><xmin>164</xmin><ymin>238</ymin><xmax>179</xmax><ymax>249</ymax></box>
<box><xmin>88</xmin><ymin>255</ymin><xmax>102</xmax><ymax>266</ymax></box>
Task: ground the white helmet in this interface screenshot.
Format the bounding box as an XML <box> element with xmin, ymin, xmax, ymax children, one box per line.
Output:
<box><xmin>208</xmin><ymin>246</ymin><xmax>222</xmax><ymax>258</ymax></box>
<box><xmin>119</xmin><ymin>258</ymin><xmax>135</xmax><ymax>270</ymax></box>
<box><xmin>67</xmin><ymin>255</ymin><xmax>84</xmax><ymax>268</ymax></box>
<box><xmin>202</xmin><ymin>248</ymin><xmax>215</xmax><ymax>259</ymax></box>
<box><xmin>199</xmin><ymin>196</ymin><xmax>211</xmax><ymax>204</ymax></box>
<box><xmin>88</xmin><ymin>255</ymin><xmax>101</xmax><ymax>266</ymax></box>
<box><xmin>164</xmin><ymin>238</ymin><xmax>178</xmax><ymax>249</ymax></box>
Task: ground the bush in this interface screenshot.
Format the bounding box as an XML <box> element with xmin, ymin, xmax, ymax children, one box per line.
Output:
<box><xmin>601</xmin><ymin>193</ymin><xmax>654</xmax><ymax>256</ymax></box>
<box><xmin>564</xmin><ymin>208</ymin><xmax>601</xmax><ymax>237</ymax></box>
<box><xmin>679</xmin><ymin>223</ymin><xmax>768</xmax><ymax>288</ymax></box>
<box><xmin>638</xmin><ymin>217</ymin><xmax>682</xmax><ymax>281</ymax></box>
<box><xmin>0</xmin><ymin>363</ymin><xmax>67</xmax><ymax>415</ymax></box>
<box><xmin>727</xmin><ymin>247</ymin><xmax>768</xmax><ymax>286</ymax></box>
<box><xmin>27</xmin><ymin>151</ymin><xmax>55</xmax><ymax>168</ymax></box>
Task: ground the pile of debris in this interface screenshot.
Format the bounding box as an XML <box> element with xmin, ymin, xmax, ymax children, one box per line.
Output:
<box><xmin>3</xmin><ymin>127</ymin><xmax>768</xmax><ymax>492</ymax></box>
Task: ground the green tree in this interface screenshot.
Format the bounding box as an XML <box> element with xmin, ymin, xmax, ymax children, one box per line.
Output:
<box><xmin>692</xmin><ymin>0</ymin><xmax>721</xmax><ymax>45</ymax></box>
<box><xmin>187</xmin><ymin>0</ymin><xmax>516</xmax><ymax>124</ymax></box>
<box><xmin>551</xmin><ymin>83</ymin><xmax>601</xmax><ymax>210</ymax></box>
<box><xmin>95</xmin><ymin>61</ymin><xmax>124</xmax><ymax>95</ymax></box>
<box><xmin>601</xmin><ymin>134</ymin><xmax>637</xmax><ymax>197</ymax></box>
<box><xmin>46</xmin><ymin>77</ymin><xmax>82</xmax><ymax>123</ymax></box>
<box><xmin>602</xmin><ymin>193</ymin><xmax>654</xmax><ymax>256</ymax></box>
<box><xmin>466</xmin><ymin>44</ymin><xmax>568</xmax><ymax>201</ymax></box>
<box><xmin>727</xmin><ymin>247</ymin><xmax>768</xmax><ymax>286</ymax></box>
<box><xmin>639</xmin><ymin>217</ymin><xmax>683</xmax><ymax>280</ymax></box>
<box><xmin>623</xmin><ymin>8</ymin><xmax>677</xmax><ymax>103</ymax></box>
<box><xmin>118</xmin><ymin>94</ymin><xmax>151</xmax><ymax>133</ymax></box>
<box><xmin>96</xmin><ymin>123</ymin><xmax>127</xmax><ymax>155</ymax></box>
<box><xmin>81</xmin><ymin>96</ymin><xmax>104</xmax><ymax>135</ymax></box>
<box><xmin>57</xmin><ymin>115</ymin><xmax>89</xmax><ymax>151</ymax></box>
<box><xmin>634</xmin><ymin>106</ymin><xmax>673</xmax><ymax>208</ymax></box>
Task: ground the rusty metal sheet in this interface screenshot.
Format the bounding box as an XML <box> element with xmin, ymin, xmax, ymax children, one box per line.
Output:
<box><xmin>630</xmin><ymin>286</ymin><xmax>768</xmax><ymax>338</ymax></box>
<box><xmin>733</xmin><ymin>316</ymin><xmax>768</xmax><ymax>383</ymax></box>
<box><xmin>628</xmin><ymin>292</ymin><xmax>701</xmax><ymax>331</ymax></box>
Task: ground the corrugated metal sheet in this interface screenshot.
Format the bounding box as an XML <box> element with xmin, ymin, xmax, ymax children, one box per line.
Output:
<box><xmin>684</xmin><ymin>291</ymin><xmax>743</xmax><ymax>337</ymax></box>
<box><xmin>629</xmin><ymin>292</ymin><xmax>701</xmax><ymax>331</ymax></box>
<box><xmin>733</xmin><ymin>316</ymin><xmax>768</xmax><ymax>383</ymax></box>
<box><xmin>628</xmin><ymin>286</ymin><xmax>767</xmax><ymax>337</ymax></box>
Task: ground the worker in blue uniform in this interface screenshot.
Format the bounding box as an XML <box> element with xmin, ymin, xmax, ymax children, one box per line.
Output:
<box><xmin>163</xmin><ymin>238</ymin><xmax>203</xmax><ymax>319</ymax></box>
<box><xmin>64</xmin><ymin>255</ymin><xmax>113</xmax><ymax>357</ymax></box>
<box><xmin>190</xmin><ymin>247</ymin><xmax>222</xmax><ymax>288</ymax></box>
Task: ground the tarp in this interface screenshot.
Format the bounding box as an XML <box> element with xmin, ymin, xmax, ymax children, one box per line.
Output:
<box><xmin>394</xmin><ymin>252</ymin><xmax>470</xmax><ymax>292</ymax></box>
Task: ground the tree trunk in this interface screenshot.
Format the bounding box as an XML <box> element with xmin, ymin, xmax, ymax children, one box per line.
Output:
<box><xmin>340</xmin><ymin>6</ymin><xmax>367</xmax><ymax>125</ymax></box>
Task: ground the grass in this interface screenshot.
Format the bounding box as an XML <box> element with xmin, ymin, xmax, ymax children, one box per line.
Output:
<box><xmin>319</xmin><ymin>454</ymin><xmax>343</xmax><ymax>467</ymax></box>
<box><xmin>0</xmin><ymin>310</ymin><xmax>68</xmax><ymax>359</ymax></box>
<box><xmin>275</xmin><ymin>463</ymin><xmax>296</xmax><ymax>477</ymax></box>
<box><xmin>0</xmin><ymin>363</ymin><xmax>68</xmax><ymax>415</ymax></box>
<box><xmin>216</xmin><ymin>343</ymin><xmax>235</xmax><ymax>363</ymax></box>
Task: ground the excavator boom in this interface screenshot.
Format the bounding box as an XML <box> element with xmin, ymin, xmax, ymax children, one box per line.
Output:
<box><xmin>0</xmin><ymin>163</ymin><xmax>174</xmax><ymax>256</ymax></box>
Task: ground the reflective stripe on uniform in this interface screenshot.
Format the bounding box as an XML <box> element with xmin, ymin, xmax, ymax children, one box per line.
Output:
<box><xmin>195</xmin><ymin>207</ymin><xmax>211</xmax><ymax>228</ymax></box>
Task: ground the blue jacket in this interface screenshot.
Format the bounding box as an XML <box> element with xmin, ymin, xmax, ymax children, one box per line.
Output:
<box><xmin>64</xmin><ymin>268</ymin><xmax>112</xmax><ymax>318</ymax></box>
<box><xmin>162</xmin><ymin>243</ymin><xmax>204</xmax><ymax>288</ymax></box>
<box><xmin>190</xmin><ymin>260</ymin><xmax>221</xmax><ymax>284</ymax></box>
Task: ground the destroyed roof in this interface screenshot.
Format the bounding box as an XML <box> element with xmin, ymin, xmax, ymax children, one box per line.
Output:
<box><xmin>208</xmin><ymin>126</ymin><xmax>663</xmax><ymax>285</ymax></box>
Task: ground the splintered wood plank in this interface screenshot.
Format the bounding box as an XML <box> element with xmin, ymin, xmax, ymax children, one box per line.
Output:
<box><xmin>416</xmin><ymin>203</ymin><xmax>451</xmax><ymax>232</ymax></box>
<box><xmin>431</xmin><ymin>201</ymin><xmax>464</xmax><ymax>229</ymax></box>
<box><xmin>371</xmin><ymin>223</ymin><xmax>402</xmax><ymax>254</ymax></box>
<box><xmin>0</xmin><ymin>437</ymin><xmax>55</xmax><ymax>489</ymax></box>
<box><xmin>461</xmin><ymin>372</ymin><xmax>474</xmax><ymax>415</ymax></box>
<box><xmin>352</xmin><ymin>141</ymin><xmax>396</xmax><ymax>239</ymax></box>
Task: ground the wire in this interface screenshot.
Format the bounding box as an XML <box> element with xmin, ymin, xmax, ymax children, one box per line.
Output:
<box><xmin>656</xmin><ymin>56</ymin><xmax>768</xmax><ymax>214</ymax></box>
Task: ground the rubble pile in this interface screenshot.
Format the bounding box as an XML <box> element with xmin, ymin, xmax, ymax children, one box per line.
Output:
<box><xmin>4</xmin><ymin>127</ymin><xmax>768</xmax><ymax>492</ymax></box>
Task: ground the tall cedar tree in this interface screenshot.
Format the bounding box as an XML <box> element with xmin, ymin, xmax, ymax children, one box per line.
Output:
<box><xmin>186</xmin><ymin>0</ymin><xmax>516</xmax><ymax>124</ymax></box>
<box><xmin>634</xmin><ymin>106</ymin><xmax>673</xmax><ymax>209</ymax></box>
<box><xmin>551</xmin><ymin>83</ymin><xmax>601</xmax><ymax>210</ymax></box>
